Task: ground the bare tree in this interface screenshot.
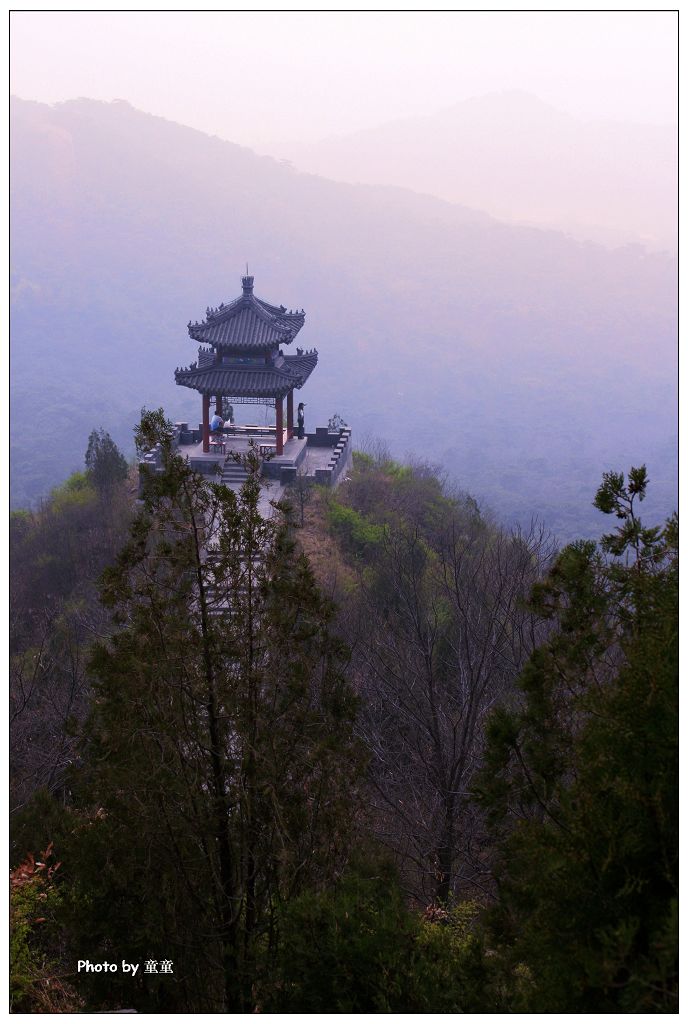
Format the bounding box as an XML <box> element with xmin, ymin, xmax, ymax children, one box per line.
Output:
<box><xmin>291</xmin><ymin>454</ymin><xmax>314</xmax><ymax>527</ymax></box>
<box><xmin>10</xmin><ymin>608</ymin><xmax>90</xmax><ymax>813</ymax></box>
<box><xmin>351</xmin><ymin>502</ymin><xmax>554</xmax><ymax>904</ymax></box>
<box><xmin>10</xmin><ymin>473</ymin><xmax>134</xmax><ymax>817</ymax></box>
<box><xmin>354</xmin><ymin>434</ymin><xmax>392</xmax><ymax>466</ymax></box>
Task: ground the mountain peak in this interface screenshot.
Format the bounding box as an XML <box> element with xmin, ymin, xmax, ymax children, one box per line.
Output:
<box><xmin>441</xmin><ymin>90</ymin><xmax>575</xmax><ymax>122</ymax></box>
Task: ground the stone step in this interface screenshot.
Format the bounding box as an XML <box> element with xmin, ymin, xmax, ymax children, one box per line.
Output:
<box><xmin>220</xmin><ymin>460</ymin><xmax>250</xmax><ymax>485</ymax></box>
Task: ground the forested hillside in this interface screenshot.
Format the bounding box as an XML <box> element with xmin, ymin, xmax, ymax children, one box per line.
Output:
<box><xmin>10</xmin><ymin>424</ymin><xmax>677</xmax><ymax>1012</ymax></box>
<box><xmin>11</xmin><ymin>97</ymin><xmax>676</xmax><ymax>539</ymax></box>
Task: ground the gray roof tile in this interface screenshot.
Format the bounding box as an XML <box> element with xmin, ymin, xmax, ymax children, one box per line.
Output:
<box><xmin>187</xmin><ymin>280</ymin><xmax>305</xmax><ymax>351</ymax></box>
<box><xmin>175</xmin><ymin>350</ymin><xmax>317</xmax><ymax>398</ymax></box>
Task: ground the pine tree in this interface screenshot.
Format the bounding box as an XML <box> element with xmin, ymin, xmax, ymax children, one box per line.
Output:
<box><xmin>475</xmin><ymin>467</ymin><xmax>678</xmax><ymax>1011</ymax></box>
<box><xmin>85</xmin><ymin>429</ymin><xmax>129</xmax><ymax>493</ymax></box>
<box><xmin>71</xmin><ymin>410</ymin><xmax>362</xmax><ymax>1012</ymax></box>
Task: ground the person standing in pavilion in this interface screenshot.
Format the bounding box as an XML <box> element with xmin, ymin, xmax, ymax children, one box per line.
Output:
<box><xmin>297</xmin><ymin>402</ymin><xmax>306</xmax><ymax>440</ymax></box>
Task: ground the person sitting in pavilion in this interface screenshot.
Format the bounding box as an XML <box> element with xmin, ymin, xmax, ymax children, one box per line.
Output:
<box><xmin>210</xmin><ymin>410</ymin><xmax>224</xmax><ymax>435</ymax></box>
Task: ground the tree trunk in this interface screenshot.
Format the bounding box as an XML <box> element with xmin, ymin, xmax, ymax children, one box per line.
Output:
<box><xmin>435</xmin><ymin>797</ymin><xmax>455</xmax><ymax>904</ymax></box>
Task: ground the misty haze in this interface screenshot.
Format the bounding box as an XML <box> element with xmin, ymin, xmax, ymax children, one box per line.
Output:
<box><xmin>10</xmin><ymin>88</ymin><xmax>676</xmax><ymax>540</ymax></box>
<box><xmin>9</xmin><ymin>13</ymin><xmax>678</xmax><ymax>1015</ymax></box>
<box><xmin>271</xmin><ymin>90</ymin><xmax>677</xmax><ymax>251</ymax></box>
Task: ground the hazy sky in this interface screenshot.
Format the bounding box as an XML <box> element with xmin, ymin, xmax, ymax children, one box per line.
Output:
<box><xmin>10</xmin><ymin>11</ymin><xmax>677</xmax><ymax>147</ymax></box>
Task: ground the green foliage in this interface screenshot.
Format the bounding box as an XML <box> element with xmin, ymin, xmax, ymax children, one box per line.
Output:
<box><xmin>10</xmin><ymin>508</ymin><xmax>31</xmax><ymax>531</ymax></box>
<box><xmin>352</xmin><ymin>450</ymin><xmax>375</xmax><ymax>470</ymax></box>
<box><xmin>10</xmin><ymin>844</ymin><xmax>82</xmax><ymax>1012</ymax></box>
<box><xmin>66</xmin><ymin>414</ymin><xmax>364</xmax><ymax>1012</ymax></box>
<box><xmin>11</xmin><ymin>429</ymin><xmax>677</xmax><ymax>1012</ymax></box>
<box><xmin>10</xmin><ymin>445</ymin><xmax>133</xmax><ymax>815</ymax></box>
<box><xmin>342</xmin><ymin>452</ymin><xmax>472</xmax><ymax>548</ymax></box>
<box><xmin>11</xmin><ymin>791</ymin><xmax>78</xmax><ymax>869</ymax></box>
<box><xmin>327</xmin><ymin>500</ymin><xmax>385</xmax><ymax>556</ymax></box>
<box><xmin>49</xmin><ymin>471</ymin><xmax>97</xmax><ymax>514</ymax></box>
<box><xmin>381</xmin><ymin>459</ymin><xmax>412</xmax><ymax>481</ymax></box>
<box><xmin>10</xmin><ymin>868</ymin><xmax>42</xmax><ymax>1007</ymax></box>
<box><xmin>593</xmin><ymin>464</ymin><xmax>663</xmax><ymax>560</ymax></box>
<box><xmin>85</xmin><ymin>429</ymin><xmax>129</xmax><ymax>493</ymax></box>
<box><xmin>133</xmin><ymin>406</ymin><xmax>174</xmax><ymax>456</ymax></box>
<box><xmin>263</xmin><ymin>862</ymin><xmax>496</xmax><ymax>1013</ymax></box>
<box><xmin>475</xmin><ymin>466</ymin><xmax>678</xmax><ymax>1012</ymax></box>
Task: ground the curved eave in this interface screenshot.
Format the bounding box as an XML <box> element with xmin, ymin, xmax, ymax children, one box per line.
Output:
<box><xmin>282</xmin><ymin>351</ymin><xmax>318</xmax><ymax>387</ymax></box>
<box><xmin>174</xmin><ymin>353</ymin><xmax>317</xmax><ymax>399</ymax></box>
<box><xmin>188</xmin><ymin>323</ymin><xmax>289</xmax><ymax>350</ymax></box>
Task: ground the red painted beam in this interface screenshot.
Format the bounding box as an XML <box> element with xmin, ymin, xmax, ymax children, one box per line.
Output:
<box><xmin>275</xmin><ymin>397</ymin><xmax>284</xmax><ymax>456</ymax></box>
<box><xmin>286</xmin><ymin>389</ymin><xmax>294</xmax><ymax>440</ymax></box>
<box><xmin>202</xmin><ymin>394</ymin><xmax>210</xmax><ymax>453</ymax></box>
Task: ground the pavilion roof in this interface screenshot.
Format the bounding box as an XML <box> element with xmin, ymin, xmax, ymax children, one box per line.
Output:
<box><xmin>187</xmin><ymin>275</ymin><xmax>305</xmax><ymax>350</ymax></box>
<box><xmin>174</xmin><ymin>350</ymin><xmax>318</xmax><ymax>399</ymax></box>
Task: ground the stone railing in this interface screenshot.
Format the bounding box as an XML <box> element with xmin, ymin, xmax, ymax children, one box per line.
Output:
<box><xmin>137</xmin><ymin>424</ymin><xmax>183</xmax><ymax>496</ymax></box>
<box><xmin>311</xmin><ymin>427</ymin><xmax>353</xmax><ymax>488</ymax></box>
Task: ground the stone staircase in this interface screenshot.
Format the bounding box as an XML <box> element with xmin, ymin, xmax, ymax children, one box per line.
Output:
<box><xmin>219</xmin><ymin>458</ymin><xmax>249</xmax><ymax>489</ymax></box>
<box><xmin>203</xmin><ymin>547</ymin><xmax>265</xmax><ymax>617</ymax></box>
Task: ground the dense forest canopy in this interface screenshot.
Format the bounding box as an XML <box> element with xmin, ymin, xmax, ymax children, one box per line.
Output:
<box><xmin>10</xmin><ymin>97</ymin><xmax>677</xmax><ymax>539</ymax></box>
<box><xmin>10</xmin><ymin>422</ymin><xmax>677</xmax><ymax>1012</ymax></box>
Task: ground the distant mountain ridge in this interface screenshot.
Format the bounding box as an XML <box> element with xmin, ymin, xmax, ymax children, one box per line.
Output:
<box><xmin>267</xmin><ymin>90</ymin><xmax>677</xmax><ymax>251</ymax></box>
<box><xmin>10</xmin><ymin>96</ymin><xmax>676</xmax><ymax>539</ymax></box>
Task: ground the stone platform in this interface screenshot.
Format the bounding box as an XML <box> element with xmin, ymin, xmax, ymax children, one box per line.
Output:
<box><xmin>180</xmin><ymin>434</ymin><xmax>307</xmax><ymax>480</ymax></box>
<box><xmin>139</xmin><ymin>424</ymin><xmax>353</xmax><ymax>501</ymax></box>
<box><xmin>175</xmin><ymin>425</ymin><xmax>353</xmax><ymax>488</ymax></box>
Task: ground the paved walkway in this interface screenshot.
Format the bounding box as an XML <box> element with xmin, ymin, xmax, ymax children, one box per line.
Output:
<box><xmin>256</xmin><ymin>477</ymin><xmax>287</xmax><ymax>519</ymax></box>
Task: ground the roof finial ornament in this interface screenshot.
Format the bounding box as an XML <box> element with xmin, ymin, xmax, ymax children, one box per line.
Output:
<box><xmin>242</xmin><ymin>267</ymin><xmax>254</xmax><ymax>294</ymax></box>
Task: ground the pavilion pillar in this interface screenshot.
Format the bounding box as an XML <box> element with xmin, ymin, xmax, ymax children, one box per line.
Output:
<box><xmin>287</xmin><ymin>388</ymin><xmax>294</xmax><ymax>440</ymax></box>
<box><xmin>215</xmin><ymin>394</ymin><xmax>222</xmax><ymax>415</ymax></box>
<box><xmin>202</xmin><ymin>394</ymin><xmax>210</xmax><ymax>453</ymax></box>
<box><xmin>275</xmin><ymin>396</ymin><xmax>284</xmax><ymax>456</ymax></box>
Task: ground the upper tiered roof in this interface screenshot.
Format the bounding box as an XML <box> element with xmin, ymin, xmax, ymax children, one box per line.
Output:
<box><xmin>187</xmin><ymin>275</ymin><xmax>305</xmax><ymax>351</ymax></box>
